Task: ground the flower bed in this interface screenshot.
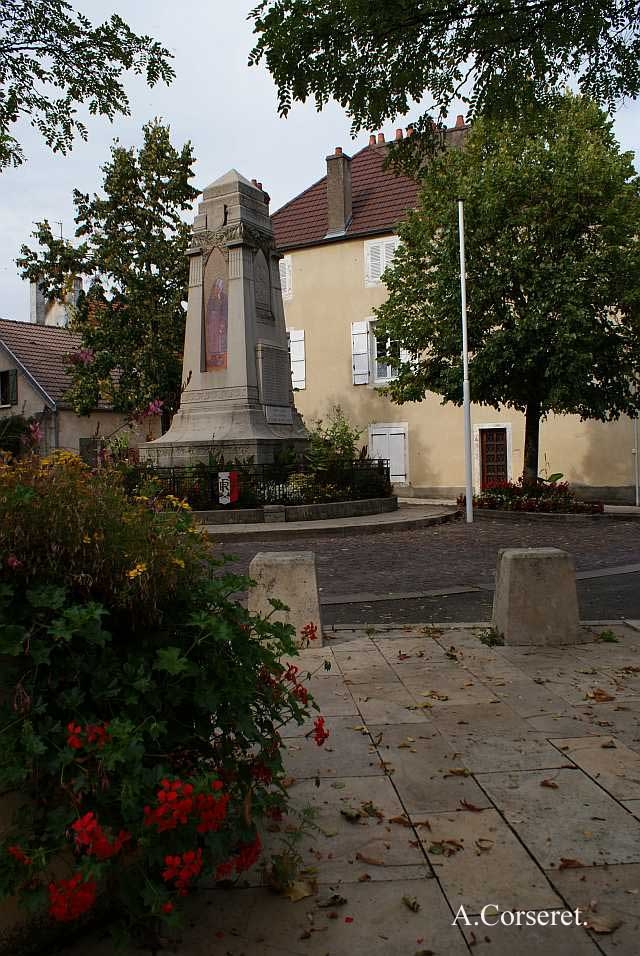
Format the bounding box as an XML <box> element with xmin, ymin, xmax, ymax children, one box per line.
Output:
<box><xmin>458</xmin><ymin>478</ymin><xmax>604</xmax><ymax>514</ymax></box>
<box><xmin>0</xmin><ymin>453</ymin><xmax>327</xmax><ymax>949</ymax></box>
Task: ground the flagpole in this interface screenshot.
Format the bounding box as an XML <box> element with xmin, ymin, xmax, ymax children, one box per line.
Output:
<box><xmin>458</xmin><ymin>200</ymin><xmax>473</xmax><ymax>524</ymax></box>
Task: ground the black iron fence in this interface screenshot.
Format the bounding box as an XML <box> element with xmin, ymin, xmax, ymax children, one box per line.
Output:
<box><xmin>120</xmin><ymin>459</ymin><xmax>392</xmax><ymax>510</ymax></box>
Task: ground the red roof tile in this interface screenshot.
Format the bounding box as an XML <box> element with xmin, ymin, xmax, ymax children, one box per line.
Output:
<box><xmin>272</xmin><ymin>143</ymin><xmax>419</xmax><ymax>250</ymax></box>
<box><xmin>0</xmin><ymin>318</ymin><xmax>81</xmax><ymax>407</ymax></box>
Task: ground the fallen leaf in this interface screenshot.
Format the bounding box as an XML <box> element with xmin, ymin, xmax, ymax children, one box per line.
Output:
<box><xmin>331</xmin><ymin>782</ymin><xmax>347</xmax><ymax>790</ymax></box>
<box><xmin>541</xmin><ymin>778</ymin><xmax>559</xmax><ymax>789</ymax></box>
<box><xmin>361</xmin><ymin>800</ymin><xmax>385</xmax><ymax>819</ymax></box>
<box><xmin>444</xmin><ymin>767</ymin><xmax>471</xmax><ymax>778</ymax></box>
<box><xmin>586</xmin><ymin>688</ymin><xmax>616</xmax><ymax>703</ymax></box>
<box><xmin>428</xmin><ymin>839</ymin><xmax>464</xmax><ymax>857</ymax></box>
<box><xmin>559</xmin><ymin>858</ymin><xmax>585</xmax><ymax>870</ymax></box>
<box><xmin>475</xmin><ymin>838</ymin><xmax>494</xmax><ymax>852</ymax></box>
<box><xmin>583</xmin><ymin>907</ymin><xmax>623</xmax><ymax>934</ymax></box>
<box><xmin>357</xmin><ymin>873</ymin><xmax>371</xmax><ymax>882</ymax></box>
<box><xmin>283</xmin><ymin>880</ymin><xmax>315</xmax><ymax>902</ymax></box>
<box><xmin>340</xmin><ymin>808</ymin><xmax>364</xmax><ymax>823</ymax></box>
<box><xmin>281</xmin><ymin>777</ymin><xmax>296</xmax><ymax>789</ymax></box>
<box><xmin>402</xmin><ymin>895</ymin><xmax>421</xmax><ymax>913</ymax></box>
<box><xmin>429</xmin><ymin>691</ymin><xmax>450</xmax><ymax>701</ymax></box>
<box><xmin>317</xmin><ymin>893</ymin><xmax>348</xmax><ymax>908</ymax></box>
<box><xmin>460</xmin><ymin>800</ymin><xmax>483</xmax><ymax>812</ymax></box>
<box><xmin>389</xmin><ymin>814</ymin><xmax>412</xmax><ymax>827</ymax></box>
<box><xmin>355</xmin><ymin>851</ymin><xmax>386</xmax><ymax>866</ymax></box>
<box><xmin>344</xmin><ymin>916</ymin><xmax>354</xmax><ymax>923</ymax></box>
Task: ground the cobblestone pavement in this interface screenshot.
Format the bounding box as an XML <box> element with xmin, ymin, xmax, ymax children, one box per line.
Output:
<box><xmin>217</xmin><ymin>517</ymin><xmax>640</xmax><ymax>596</ymax></box>
<box><xmin>66</xmin><ymin>623</ymin><xmax>640</xmax><ymax>956</ymax></box>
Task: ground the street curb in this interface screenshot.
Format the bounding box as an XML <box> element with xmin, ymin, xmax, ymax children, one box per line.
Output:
<box><xmin>473</xmin><ymin>509</ymin><xmax>640</xmax><ymax>522</ymax></box>
<box><xmin>205</xmin><ymin>508</ymin><xmax>460</xmax><ymax>541</ymax></box>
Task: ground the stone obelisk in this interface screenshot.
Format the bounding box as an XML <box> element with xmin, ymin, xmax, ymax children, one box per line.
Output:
<box><xmin>140</xmin><ymin>170</ymin><xmax>307</xmax><ymax>467</ymax></box>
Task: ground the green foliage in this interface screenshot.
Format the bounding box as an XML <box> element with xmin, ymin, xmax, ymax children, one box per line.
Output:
<box><xmin>596</xmin><ymin>629</ymin><xmax>619</xmax><ymax>643</ymax></box>
<box><xmin>305</xmin><ymin>406</ymin><xmax>363</xmax><ymax>470</ymax></box>
<box><xmin>477</xmin><ymin>627</ymin><xmax>504</xmax><ymax>647</ymax></box>
<box><xmin>0</xmin><ymin>0</ymin><xmax>173</xmax><ymax>170</ymax></box>
<box><xmin>249</xmin><ymin>0</ymin><xmax>640</xmax><ymax>133</ymax></box>
<box><xmin>375</xmin><ymin>94</ymin><xmax>640</xmax><ymax>480</ymax></box>
<box><xmin>0</xmin><ymin>453</ymin><xmax>320</xmax><ymax>943</ymax></box>
<box><xmin>18</xmin><ymin>121</ymin><xmax>198</xmax><ymax>419</ymax></box>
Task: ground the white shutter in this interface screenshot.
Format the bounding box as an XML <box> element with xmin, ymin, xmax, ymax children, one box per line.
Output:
<box><xmin>288</xmin><ymin>328</ymin><xmax>305</xmax><ymax>389</ymax></box>
<box><xmin>383</xmin><ymin>237</ymin><xmax>400</xmax><ymax>272</ymax></box>
<box><xmin>351</xmin><ymin>320</ymin><xmax>370</xmax><ymax>385</ymax></box>
<box><xmin>364</xmin><ymin>240</ymin><xmax>383</xmax><ymax>286</ymax></box>
<box><xmin>279</xmin><ymin>255</ymin><xmax>292</xmax><ymax>298</ymax></box>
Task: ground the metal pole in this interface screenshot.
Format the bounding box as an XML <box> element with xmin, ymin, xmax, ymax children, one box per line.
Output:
<box><xmin>458</xmin><ymin>200</ymin><xmax>473</xmax><ymax>524</ymax></box>
<box><xmin>633</xmin><ymin>415</ymin><xmax>640</xmax><ymax>507</ymax></box>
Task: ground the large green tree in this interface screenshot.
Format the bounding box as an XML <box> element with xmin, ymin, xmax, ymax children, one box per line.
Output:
<box><xmin>249</xmin><ymin>0</ymin><xmax>640</xmax><ymax>130</ymax></box>
<box><xmin>18</xmin><ymin>121</ymin><xmax>198</xmax><ymax>422</ymax></box>
<box><xmin>373</xmin><ymin>95</ymin><xmax>640</xmax><ymax>482</ymax></box>
<box><xmin>0</xmin><ymin>0</ymin><xmax>173</xmax><ymax>169</ymax></box>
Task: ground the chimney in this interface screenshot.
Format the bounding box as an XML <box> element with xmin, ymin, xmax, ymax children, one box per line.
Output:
<box><xmin>455</xmin><ymin>114</ymin><xmax>465</xmax><ymax>129</ymax></box>
<box><xmin>369</xmin><ymin>134</ymin><xmax>376</xmax><ymax>146</ymax></box>
<box><xmin>377</xmin><ymin>132</ymin><xmax>385</xmax><ymax>144</ymax></box>
<box><xmin>406</xmin><ymin>125</ymin><xmax>414</xmax><ymax>137</ymax></box>
<box><xmin>325</xmin><ymin>146</ymin><xmax>352</xmax><ymax>238</ymax></box>
<box><xmin>395</xmin><ymin>128</ymin><xmax>403</xmax><ymax>140</ymax></box>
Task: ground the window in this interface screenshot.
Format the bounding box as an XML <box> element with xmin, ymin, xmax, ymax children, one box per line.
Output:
<box><xmin>364</xmin><ymin>236</ymin><xmax>400</xmax><ymax>287</ymax></box>
<box><xmin>279</xmin><ymin>255</ymin><xmax>293</xmax><ymax>300</ymax></box>
<box><xmin>287</xmin><ymin>328</ymin><xmax>305</xmax><ymax>389</ymax></box>
<box><xmin>0</xmin><ymin>369</ymin><xmax>18</xmax><ymax>406</ymax></box>
<box><xmin>351</xmin><ymin>320</ymin><xmax>408</xmax><ymax>385</ymax></box>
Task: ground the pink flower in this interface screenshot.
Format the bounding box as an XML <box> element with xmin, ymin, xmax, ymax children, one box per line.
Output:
<box><xmin>6</xmin><ymin>555</ymin><xmax>22</xmax><ymax>570</ymax></box>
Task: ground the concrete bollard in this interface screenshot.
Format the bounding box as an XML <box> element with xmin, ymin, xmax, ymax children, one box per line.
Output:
<box><xmin>492</xmin><ymin>547</ymin><xmax>579</xmax><ymax>645</ymax></box>
<box><xmin>248</xmin><ymin>551</ymin><xmax>323</xmax><ymax>648</ymax></box>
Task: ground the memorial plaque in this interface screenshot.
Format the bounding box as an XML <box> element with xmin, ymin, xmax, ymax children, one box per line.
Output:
<box><xmin>204</xmin><ymin>247</ymin><xmax>228</xmax><ymax>371</ymax></box>
<box><xmin>266</xmin><ymin>405</ymin><xmax>293</xmax><ymax>425</ymax></box>
<box><xmin>257</xmin><ymin>344</ymin><xmax>290</xmax><ymax>407</ymax></box>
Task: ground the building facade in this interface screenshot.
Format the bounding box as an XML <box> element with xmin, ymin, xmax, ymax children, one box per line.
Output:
<box><xmin>272</xmin><ymin>126</ymin><xmax>637</xmax><ymax>502</ymax></box>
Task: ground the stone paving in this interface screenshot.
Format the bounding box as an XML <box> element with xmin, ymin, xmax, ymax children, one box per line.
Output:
<box><xmin>68</xmin><ymin>621</ymin><xmax>640</xmax><ymax>955</ymax></box>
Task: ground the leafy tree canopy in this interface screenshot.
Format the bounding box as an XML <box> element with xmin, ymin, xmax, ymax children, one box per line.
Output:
<box><xmin>18</xmin><ymin>121</ymin><xmax>198</xmax><ymax>421</ymax></box>
<box><xmin>0</xmin><ymin>0</ymin><xmax>174</xmax><ymax>169</ymax></box>
<box><xmin>373</xmin><ymin>94</ymin><xmax>640</xmax><ymax>480</ymax></box>
<box><xmin>249</xmin><ymin>0</ymin><xmax>640</xmax><ymax>131</ymax></box>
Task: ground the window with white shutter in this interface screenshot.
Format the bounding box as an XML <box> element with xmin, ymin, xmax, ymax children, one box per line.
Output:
<box><xmin>279</xmin><ymin>255</ymin><xmax>293</xmax><ymax>300</ymax></box>
<box><xmin>364</xmin><ymin>236</ymin><xmax>400</xmax><ymax>287</ymax></box>
<box><xmin>287</xmin><ymin>328</ymin><xmax>305</xmax><ymax>389</ymax></box>
<box><xmin>351</xmin><ymin>321</ymin><xmax>370</xmax><ymax>384</ymax></box>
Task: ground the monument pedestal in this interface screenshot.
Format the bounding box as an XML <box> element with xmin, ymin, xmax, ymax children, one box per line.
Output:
<box><xmin>140</xmin><ymin>169</ymin><xmax>307</xmax><ymax>468</ymax></box>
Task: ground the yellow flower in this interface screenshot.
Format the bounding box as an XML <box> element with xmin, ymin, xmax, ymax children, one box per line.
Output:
<box><xmin>82</xmin><ymin>534</ymin><xmax>91</xmax><ymax>544</ymax></box>
<box><xmin>126</xmin><ymin>562</ymin><xmax>148</xmax><ymax>580</ymax></box>
<box><xmin>171</xmin><ymin>557</ymin><xmax>185</xmax><ymax>569</ymax></box>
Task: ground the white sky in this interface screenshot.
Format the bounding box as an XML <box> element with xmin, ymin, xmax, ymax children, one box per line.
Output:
<box><xmin>1</xmin><ymin>0</ymin><xmax>639</xmax><ymax>321</ymax></box>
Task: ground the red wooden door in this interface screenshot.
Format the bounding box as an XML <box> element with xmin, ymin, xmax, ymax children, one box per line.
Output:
<box><xmin>480</xmin><ymin>428</ymin><xmax>508</xmax><ymax>489</ymax></box>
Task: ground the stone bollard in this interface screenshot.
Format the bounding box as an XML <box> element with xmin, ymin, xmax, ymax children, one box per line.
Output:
<box><xmin>248</xmin><ymin>551</ymin><xmax>323</xmax><ymax>648</ymax></box>
<box><xmin>492</xmin><ymin>547</ymin><xmax>579</xmax><ymax>645</ymax></box>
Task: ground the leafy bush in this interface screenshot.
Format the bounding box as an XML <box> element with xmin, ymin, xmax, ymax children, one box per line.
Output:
<box><xmin>0</xmin><ymin>454</ymin><xmax>325</xmax><ymax>946</ymax></box>
<box><xmin>458</xmin><ymin>478</ymin><xmax>604</xmax><ymax>514</ymax></box>
<box><xmin>305</xmin><ymin>405</ymin><xmax>363</xmax><ymax>470</ymax></box>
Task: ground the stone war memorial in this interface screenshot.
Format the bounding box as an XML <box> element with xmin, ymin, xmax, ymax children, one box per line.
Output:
<box><xmin>140</xmin><ymin>169</ymin><xmax>307</xmax><ymax>467</ymax></box>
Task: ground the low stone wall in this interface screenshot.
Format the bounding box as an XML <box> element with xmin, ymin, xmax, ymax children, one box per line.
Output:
<box><xmin>195</xmin><ymin>496</ymin><xmax>397</xmax><ymax>525</ymax></box>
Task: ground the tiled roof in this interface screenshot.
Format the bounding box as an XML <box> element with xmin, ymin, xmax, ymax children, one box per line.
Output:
<box><xmin>272</xmin><ymin>142</ymin><xmax>419</xmax><ymax>250</ymax></box>
<box><xmin>0</xmin><ymin>318</ymin><xmax>81</xmax><ymax>407</ymax></box>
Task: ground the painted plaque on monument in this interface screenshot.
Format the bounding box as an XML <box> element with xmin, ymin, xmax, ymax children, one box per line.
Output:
<box><xmin>204</xmin><ymin>247</ymin><xmax>228</xmax><ymax>371</ymax></box>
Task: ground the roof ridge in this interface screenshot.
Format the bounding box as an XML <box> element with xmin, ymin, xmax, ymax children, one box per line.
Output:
<box><xmin>272</xmin><ymin>140</ymin><xmax>377</xmax><ymax>219</ymax></box>
<box><xmin>0</xmin><ymin>317</ymin><xmax>77</xmax><ymax>333</ymax></box>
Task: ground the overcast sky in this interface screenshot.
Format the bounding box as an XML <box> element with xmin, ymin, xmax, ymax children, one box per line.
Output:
<box><xmin>1</xmin><ymin>0</ymin><xmax>639</xmax><ymax>322</ymax></box>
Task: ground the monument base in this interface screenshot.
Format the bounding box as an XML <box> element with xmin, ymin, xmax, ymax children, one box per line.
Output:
<box><xmin>139</xmin><ymin>436</ymin><xmax>308</xmax><ymax>468</ymax></box>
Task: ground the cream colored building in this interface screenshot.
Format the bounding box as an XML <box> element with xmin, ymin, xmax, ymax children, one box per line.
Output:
<box><xmin>272</xmin><ymin>127</ymin><xmax>637</xmax><ymax>502</ymax></box>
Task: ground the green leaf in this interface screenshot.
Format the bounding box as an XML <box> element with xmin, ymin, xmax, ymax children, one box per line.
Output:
<box><xmin>154</xmin><ymin>646</ymin><xmax>191</xmax><ymax>676</ymax></box>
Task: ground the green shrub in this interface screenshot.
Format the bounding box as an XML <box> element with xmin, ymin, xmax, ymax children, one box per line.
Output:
<box><xmin>0</xmin><ymin>454</ymin><xmax>324</xmax><ymax>945</ymax></box>
<box><xmin>458</xmin><ymin>478</ymin><xmax>603</xmax><ymax>514</ymax></box>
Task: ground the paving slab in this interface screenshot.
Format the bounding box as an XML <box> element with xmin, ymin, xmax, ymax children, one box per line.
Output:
<box><xmin>242</xmin><ymin>878</ymin><xmax>469</xmax><ymax>956</ymax></box>
<box><xmin>549</xmin><ymin>863</ymin><xmax>640</xmax><ymax>956</ymax></box>
<box><xmin>370</xmin><ymin>723</ymin><xmax>492</xmax><ymax>813</ymax></box>
<box><xmin>304</xmin><ymin>675</ymin><xmax>359</xmax><ymax>718</ymax></box>
<box><xmin>550</xmin><ymin>735</ymin><xmax>640</xmax><ymax>800</ymax></box>
<box><xmin>489</xmin><ymin>677</ymin><xmax>577</xmax><ymax>718</ymax></box>
<box><xmin>416</xmin><ymin>808</ymin><xmax>562</xmax><ymax>912</ymax></box>
<box><xmin>350</xmin><ymin>682</ymin><xmax>432</xmax><ymax>725</ymax></box>
<box><xmin>374</xmin><ymin>635</ymin><xmax>452</xmax><ymax>664</ymax></box>
<box><xmin>400</xmin><ymin>665</ymin><xmax>502</xmax><ymax>706</ymax></box>
<box><xmin>526</xmin><ymin>712</ymin><xmax>600</xmax><ymax>736</ymax></box>
<box><xmin>281</xmin><ymin>718</ymin><xmax>384</xmax><ymax>779</ymax></box>
<box><xmin>427</xmin><ymin>700</ymin><xmax>535</xmax><ymax>737</ymax></box>
<box><xmin>459</xmin><ymin>914</ymin><xmax>601</xmax><ymax>955</ymax></box>
<box><xmin>442</xmin><ymin>732</ymin><xmax>570</xmax><ymax>773</ymax></box>
<box><xmin>257</xmin><ymin>775</ymin><xmax>430</xmax><ymax>885</ymax></box>
<box><xmin>477</xmin><ymin>767</ymin><xmax>640</xmax><ymax>868</ymax></box>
